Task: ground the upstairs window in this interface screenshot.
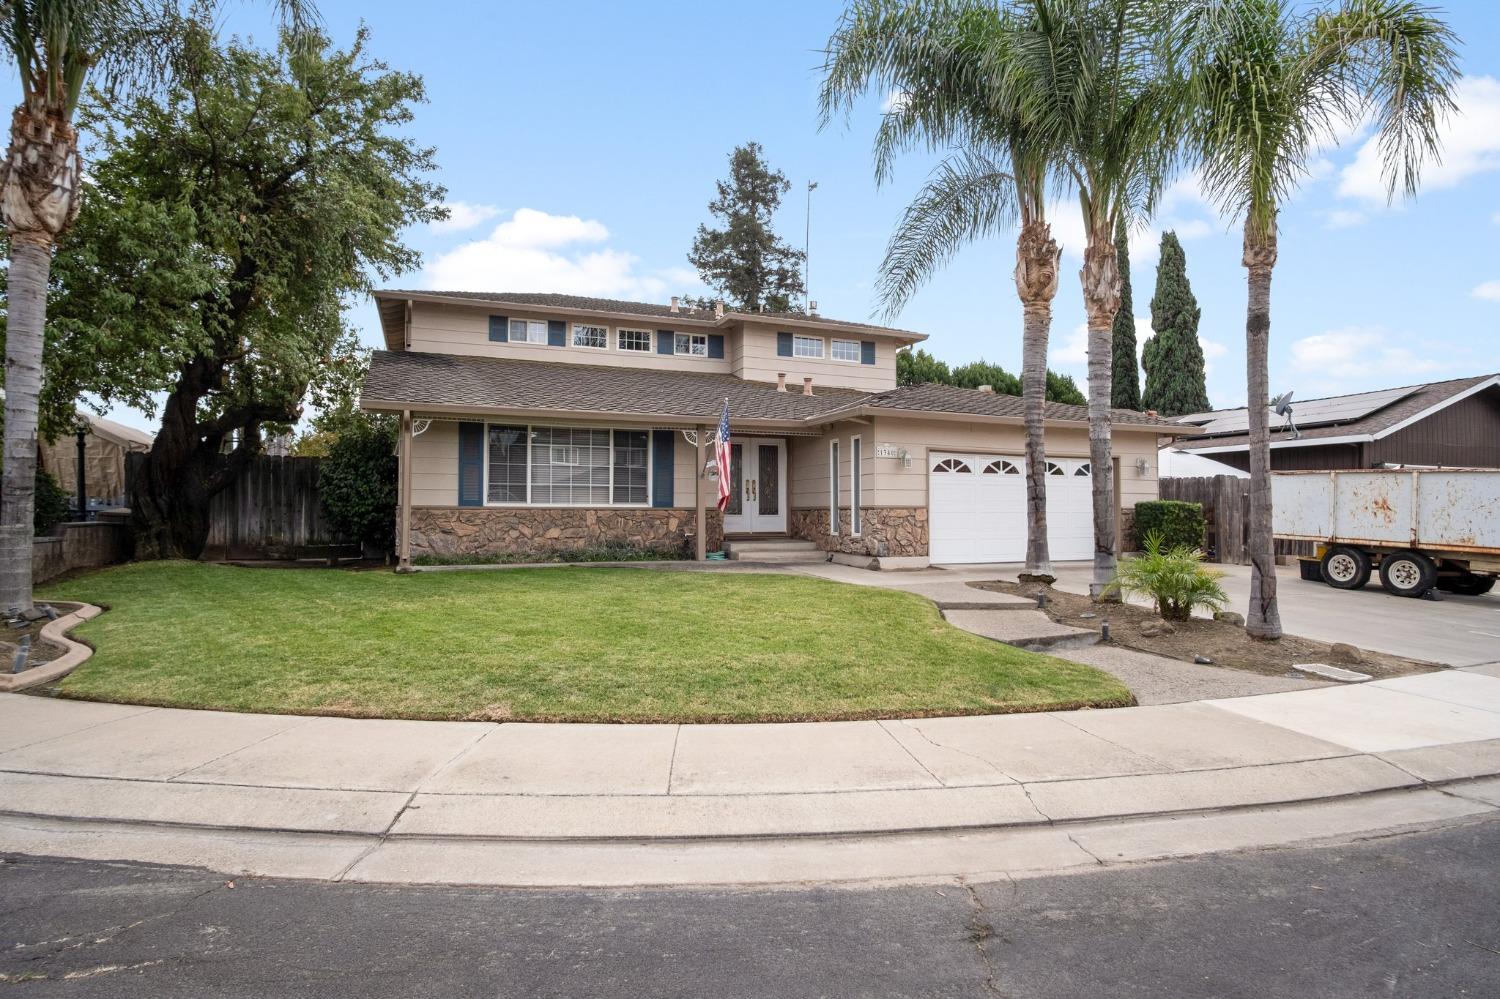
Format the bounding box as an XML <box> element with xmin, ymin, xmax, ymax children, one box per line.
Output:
<box><xmin>618</xmin><ymin>328</ymin><xmax>652</xmax><ymax>352</ymax></box>
<box><xmin>508</xmin><ymin>319</ymin><xmax>547</xmax><ymax>344</ymax></box>
<box><xmin>831</xmin><ymin>339</ymin><xmax>861</xmax><ymax>363</ymax></box>
<box><xmin>793</xmin><ymin>334</ymin><xmax>824</xmax><ymax>359</ymax></box>
<box><xmin>675</xmin><ymin>332</ymin><xmax>708</xmax><ymax>357</ymax></box>
<box><xmin>572</xmin><ymin>323</ymin><xmax>608</xmax><ymax>349</ymax></box>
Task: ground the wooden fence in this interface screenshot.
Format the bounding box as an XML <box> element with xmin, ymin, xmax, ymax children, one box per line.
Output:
<box><xmin>1159</xmin><ymin>475</ymin><xmax>1316</xmax><ymax>564</ymax></box>
<box><xmin>128</xmin><ymin>454</ymin><xmax>353</xmax><ymax>559</ymax></box>
<box><xmin>1160</xmin><ymin>475</ymin><xmax>1250</xmax><ymax>564</ymax></box>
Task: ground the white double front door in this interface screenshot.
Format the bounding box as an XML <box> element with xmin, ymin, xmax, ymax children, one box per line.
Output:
<box><xmin>722</xmin><ymin>438</ymin><xmax>787</xmax><ymax>534</ymax></box>
<box><xmin>927</xmin><ymin>452</ymin><xmax>1095</xmax><ymax>563</ymax></box>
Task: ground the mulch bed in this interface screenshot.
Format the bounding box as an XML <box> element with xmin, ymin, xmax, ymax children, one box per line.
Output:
<box><xmin>4</xmin><ymin>601</ymin><xmax>82</xmax><ymax>672</ymax></box>
<box><xmin>973</xmin><ymin>580</ymin><xmax>1435</xmax><ymax>680</ymax></box>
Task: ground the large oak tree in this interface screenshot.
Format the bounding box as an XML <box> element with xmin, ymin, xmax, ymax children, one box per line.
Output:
<box><xmin>34</xmin><ymin>24</ymin><xmax>443</xmax><ymax>558</ymax></box>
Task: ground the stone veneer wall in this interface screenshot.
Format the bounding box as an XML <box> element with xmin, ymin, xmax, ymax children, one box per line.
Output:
<box><xmin>409</xmin><ymin>507</ymin><xmax>723</xmax><ymax>559</ymax></box>
<box><xmin>789</xmin><ymin>507</ymin><xmax>928</xmax><ymax>557</ymax></box>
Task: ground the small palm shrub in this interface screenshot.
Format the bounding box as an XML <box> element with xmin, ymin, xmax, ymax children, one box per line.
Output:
<box><xmin>1108</xmin><ymin>530</ymin><xmax>1228</xmax><ymax>621</ymax></box>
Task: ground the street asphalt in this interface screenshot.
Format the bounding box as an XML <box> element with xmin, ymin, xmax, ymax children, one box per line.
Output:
<box><xmin>4</xmin><ymin>813</ymin><xmax>1498</xmax><ymax>997</ymax></box>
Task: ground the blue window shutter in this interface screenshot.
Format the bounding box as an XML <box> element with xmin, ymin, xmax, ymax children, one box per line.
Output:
<box><xmin>776</xmin><ymin>332</ymin><xmax>793</xmax><ymax>357</ymax></box>
<box><xmin>488</xmin><ymin>316</ymin><xmax>508</xmax><ymax>342</ymax></box>
<box><xmin>657</xmin><ymin>330</ymin><xmax>675</xmax><ymax>355</ymax></box>
<box><xmin>708</xmin><ymin>334</ymin><xmax>725</xmax><ymax>359</ymax></box>
<box><xmin>651</xmin><ymin>430</ymin><xmax>674</xmax><ymax>507</ymax></box>
<box><xmin>458</xmin><ymin>422</ymin><xmax>484</xmax><ymax>507</ymax></box>
<box><xmin>860</xmin><ymin>340</ymin><xmax>876</xmax><ymax>365</ymax></box>
<box><xmin>547</xmin><ymin>320</ymin><xmax>566</xmax><ymax>347</ymax></box>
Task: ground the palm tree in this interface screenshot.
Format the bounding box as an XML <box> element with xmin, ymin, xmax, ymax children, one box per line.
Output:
<box><xmin>1190</xmin><ymin>0</ymin><xmax>1457</xmax><ymax>638</ymax></box>
<box><xmin>1002</xmin><ymin>0</ymin><xmax>1190</xmax><ymax>597</ymax></box>
<box><xmin>0</xmin><ymin>1</ymin><xmax>314</xmax><ymax>614</ymax></box>
<box><xmin>820</xmin><ymin>0</ymin><xmax>1063</xmax><ymax>579</ymax></box>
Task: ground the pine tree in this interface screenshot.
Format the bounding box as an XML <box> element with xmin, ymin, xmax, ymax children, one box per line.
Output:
<box><xmin>1110</xmin><ymin>218</ymin><xmax>1142</xmax><ymax>410</ymax></box>
<box><xmin>686</xmin><ymin>142</ymin><xmax>806</xmax><ymax>312</ymax></box>
<box><xmin>1141</xmin><ymin>231</ymin><xmax>1210</xmax><ymax>416</ymax></box>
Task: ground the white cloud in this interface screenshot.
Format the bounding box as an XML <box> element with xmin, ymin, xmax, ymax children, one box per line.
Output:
<box><xmin>1493</xmin><ymin>210</ymin><xmax>1500</xmax><ymax>224</ymax></box>
<box><xmin>1473</xmin><ymin>280</ymin><xmax>1500</xmax><ymax>302</ymax></box>
<box><xmin>1338</xmin><ymin>76</ymin><xmax>1500</xmax><ymax>204</ymax></box>
<box><xmin>1289</xmin><ymin>326</ymin><xmax>1445</xmax><ymax>383</ymax></box>
<box><xmin>881</xmin><ymin>89</ymin><xmax>910</xmax><ymax>114</ymax></box>
<box><xmin>422</xmin><ymin>208</ymin><xmax>698</xmax><ymax>299</ymax></box>
<box><xmin>430</xmin><ymin>201</ymin><xmax>502</xmax><ymax>234</ymax></box>
<box><xmin>1322</xmin><ymin>208</ymin><xmax>1367</xmax><ymax>229</ymax></box>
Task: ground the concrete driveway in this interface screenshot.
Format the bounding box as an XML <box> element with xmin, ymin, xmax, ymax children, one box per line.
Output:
<box><xmin>1034</xmin><ymin>561</ymin><xmax>1500</xmax><ymax>668</ymax></box>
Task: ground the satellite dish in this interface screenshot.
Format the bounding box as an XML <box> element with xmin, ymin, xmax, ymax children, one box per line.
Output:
<box><xmin>1270</xmin><ymin>390</ymin><xmax>1300</xmax><ymax>438</ymax></box>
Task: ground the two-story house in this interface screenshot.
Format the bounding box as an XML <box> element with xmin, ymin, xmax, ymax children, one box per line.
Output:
<box><xmin>361</xmin><ymin>290</ymin><xmax>1181</xmax><ymax>568</ymax></box>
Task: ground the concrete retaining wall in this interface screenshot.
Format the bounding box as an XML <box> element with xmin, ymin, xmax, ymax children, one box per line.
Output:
<box><xmin>33</xmin><ymin>522</ymin><xmax>129</xmax><ymax>585</ymax></box>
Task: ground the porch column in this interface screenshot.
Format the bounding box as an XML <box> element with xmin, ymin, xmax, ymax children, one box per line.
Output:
<box><xmin>398</xmin><ymin>410</ymin><xmax>413</xmax><ymax>571</ymax></box>
<box><xmin>695</xmin><ymin>424</ymin><xmax>707</xmax><ymax>561</ymax></box>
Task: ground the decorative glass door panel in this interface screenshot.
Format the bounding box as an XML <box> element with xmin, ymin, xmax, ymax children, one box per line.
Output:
<box><xmin>722</xmin><ymin>439</ymin><xmax>787</xmax><ymax>533</ymax></box>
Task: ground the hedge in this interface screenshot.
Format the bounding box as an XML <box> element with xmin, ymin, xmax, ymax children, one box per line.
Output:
<box><xmin>1133</xmin><ymin>500</ymin><xmax>1206</xmax><ymax>551</ymax></box>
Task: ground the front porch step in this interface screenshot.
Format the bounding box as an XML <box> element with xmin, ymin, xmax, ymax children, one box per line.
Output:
<box><xmin>721</xmin><ymin>538</ymin><xmax>823</xmax><ymax>562</ymax></box>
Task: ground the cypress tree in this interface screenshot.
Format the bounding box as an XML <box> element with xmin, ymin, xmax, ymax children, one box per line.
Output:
<box><xmin>1110</xmin><ymin>218</ymin><xmax>1142</xmax><ymax>410</ymax></box>
<box><xmin>1141</xmin><ymin>231</ymin><xmax>1210</xmax><ymax>416</ymax></box>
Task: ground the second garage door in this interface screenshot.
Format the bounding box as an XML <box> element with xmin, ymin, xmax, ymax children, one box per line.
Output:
<box><xmin>928</xmin><ymin>453</ymin><xmax>1095</xmax><ymax>564</ymax></box>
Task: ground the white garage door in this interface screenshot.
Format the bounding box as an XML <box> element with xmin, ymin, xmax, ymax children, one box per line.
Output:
<box><xmin>928</xmin><ymin>453</ymin><xmax>1095</xmax><ymax>564</ymax></box>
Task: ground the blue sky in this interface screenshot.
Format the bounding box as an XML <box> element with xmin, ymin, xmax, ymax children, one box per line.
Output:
<box><xmin>107</xmin><ymin>1</ymin><xmax>1500</xmax><ymax>431</ymax></box>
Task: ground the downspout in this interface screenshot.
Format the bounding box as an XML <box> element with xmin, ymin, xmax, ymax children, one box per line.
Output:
<box><xmin>398</xmin><ymin>410</ymin><xmax>413</xmax><ymax>571</ymax></box>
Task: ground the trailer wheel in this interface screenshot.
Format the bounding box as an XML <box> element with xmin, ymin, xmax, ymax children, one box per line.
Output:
<box><xmin>1320</xmin><ymin>546</ymin><xmax>1371</xmax><ymax>590</ymax></box>
<box><xmin>1439</xmin><ymin>573</ymin><xmax>1496</xmax><ymax>597</ymax></box>
<box><xmin>1379</xmin><ymin>550</ymin><xmax>1436</xmax><ymax>598</ymax></box>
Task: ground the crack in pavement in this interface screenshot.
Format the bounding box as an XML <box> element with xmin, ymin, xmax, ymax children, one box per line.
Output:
<box><xmin>960</xmin><ymin>878</ymin><xmax>1005</xmax><ymax>996</ymax></box>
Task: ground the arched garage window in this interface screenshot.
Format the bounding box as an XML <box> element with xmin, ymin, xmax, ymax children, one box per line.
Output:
<box><xmin>932</xmin><ymin>458</ymin><xmax>972</xmax><ymax>473</ymax></box>
<box><xmin>983</xmin><ymin>459</ymin><xmax>1021</xmax><ymax>475</ymax></box>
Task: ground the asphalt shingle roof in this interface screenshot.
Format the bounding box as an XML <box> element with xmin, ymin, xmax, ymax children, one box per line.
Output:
<box><xmin>364</xmin><ymin>352</ymin><xmax>1181</xmax><ymax>430</ymax></box>
<box><xmin>1175</xmin><ymin>375</ymin><xmax>1498</xmax><ymax>450</ymax></box>
<box><xmin>376</xmin><ymin>290</ymin><xmax>925</xmax><ymax>338</ymax></box>
<box><xmin>362</xmin><ymin>351</ymin><xmax>869</xmax><ymax>423</ymax></box>
<box><xmin>850</xmin><ymin>382</ymin><xmax>1177</xmax><ymax>427</ymax></box>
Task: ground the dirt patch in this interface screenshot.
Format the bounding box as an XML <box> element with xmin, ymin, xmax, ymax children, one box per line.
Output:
<box><xmin>973</xmin><ymin>581</ymin><xmax>1435</xmax><ymax>680</ymax></box>
<box><xmin>4</xmin><ymin>601</ymin><xmax>84</xmax><ymax>671</ymax></box>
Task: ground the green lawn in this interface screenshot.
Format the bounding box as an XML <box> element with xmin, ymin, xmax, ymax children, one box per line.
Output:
<box><xmin>40</xmin><ymin>562</ymin><xmax>1131</xmax><ymax>722</ymax></box>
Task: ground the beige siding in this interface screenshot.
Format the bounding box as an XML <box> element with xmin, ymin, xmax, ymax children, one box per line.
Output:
<box><xmin>410</xmin><ymin>420</ymin><xmax>458</xmax><ymax>507</ymax></box>
<box><xmin>788</xmin><ymin>422</ymin><xmax>873</xmax><ymax>512</ymax></box>
<box><xmin>407</xmin><ymin>416</ymin><xmax>705</xmax><ymax>510</ymax></box>
<box><xmin>405</xmin><ymin>301</ymin><xmax>733</xmax><ymax>375</ymax></box>
<box><xmin>866</xmin><ymin>416</ymin><xmax>1161</xmax><ymax>510</ymax></box>
<box><xmin>733</xmin><ymin>320</ymin><xmax>899</xmax><ymax>392</ymax></box>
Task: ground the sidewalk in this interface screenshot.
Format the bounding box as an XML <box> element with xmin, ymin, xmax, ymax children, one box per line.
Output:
<box><xmin>4</xmin><ymin>664</ymin><xmax>1500</xmax><ymax>886</ymax></box>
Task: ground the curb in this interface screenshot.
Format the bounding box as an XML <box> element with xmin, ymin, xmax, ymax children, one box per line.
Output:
<box><xmin>0</xmin><ymin>603</ymin><xmax>102</xmax><ymax>693</ymax></box>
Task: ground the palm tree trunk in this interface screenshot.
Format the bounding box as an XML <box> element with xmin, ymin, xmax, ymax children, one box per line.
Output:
<box><xmin>1243</xmin><ymin>224</ymin><xmax>1282</xmax><ymax>639</ymax></box>
<box><xmin>1081</xmin><ymin>232</ymin><xmax>1121</xmax><ymax>598</ymax></box>
<box><xmin>0</xmin><ymin>105</ymin><xmax>82</xmax><ymax>614</ymax></box>
<box><xmin>1016</xmin><ymin>220</ymin><xmax>1061</xmax><ymax>580</ymax></box>
<box><xmin>0</xmin><ymin>239</ymin><xmax>50</xmax><ymax>613</ymax></box>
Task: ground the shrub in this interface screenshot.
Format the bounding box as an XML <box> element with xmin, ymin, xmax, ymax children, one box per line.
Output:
<box><xmin>1108</xmin><ymin>529</ymin><xmax>1228</xmax><ymax>621</ymax></box>
<box><xmin>34</xmin><ymin>470</ymin><xmax>71</xmax><ymax>535</ymax></box>
<box><xmin>319</xmin><ymin>413</ymin><xmax>398</xmax><ymax>553</ymax></box>
<box><xmin>1133</xmin><ymin>499</ymin><xmax>1205</xmax><ymax>551</ymax></box>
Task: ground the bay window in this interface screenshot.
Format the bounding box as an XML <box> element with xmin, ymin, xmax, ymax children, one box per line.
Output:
<box><xmin>484</xmin><ymin>424</ymin><xmax>652</xmax><ymax>506</ymax></box>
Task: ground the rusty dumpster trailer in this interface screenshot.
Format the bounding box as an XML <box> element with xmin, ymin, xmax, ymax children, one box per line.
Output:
<box><xmin>1272</xmin><ymin>468</ymin><xmax>1500</xmax><ymax>598</ymax></box>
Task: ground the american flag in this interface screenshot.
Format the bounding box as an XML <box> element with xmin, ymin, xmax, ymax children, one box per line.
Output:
<box><xmin>714</xmin><ymin>399</ymin><xmax>733</xmax><ymax>512</ymax></box>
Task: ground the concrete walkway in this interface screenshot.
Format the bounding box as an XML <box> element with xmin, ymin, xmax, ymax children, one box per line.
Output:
<box><xmin>5</xmin><ymin>663</ymin><xmax>1500</xmax><ymax>886</ymax></box>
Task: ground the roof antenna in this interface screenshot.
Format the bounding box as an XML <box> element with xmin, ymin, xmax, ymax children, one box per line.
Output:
<box><xmin>1271</xmin><ymin>391</ymin><xmax>1300</xmax><ymax>439</ymax></box>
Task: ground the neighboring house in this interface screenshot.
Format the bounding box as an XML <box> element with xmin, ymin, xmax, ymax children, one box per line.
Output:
<box><xmin>38</xmin><ymin>410</ymin><xmax>154</xmax><ymax>511</ymax></box>
<box><xmin>1173</xmin><ymin>375</ymin><xmax>1500</xmax><ymax>472</ymax></box>
<box><xmin>1158</xmin><ymin>447</ymin><xmax>1248</xmax><ymax>479</ymax></box>
<box><xmin>361</xmin><ymin>291</ymin><xmax>1181</xmax><ymax>567</ymax></box>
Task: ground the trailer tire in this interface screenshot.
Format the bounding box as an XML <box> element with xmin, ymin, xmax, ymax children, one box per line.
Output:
<box><xmin>1379</xmin><ymin>550</ymin><xmax>1436</xmax><ymax>598</ymax></box>
<box><xmin>1439</xmin><ymin>573</ymin><xmax>1496</xmax><ymax>597</ymax></box>
<box><xmin>1320</xmin><ymin>546</ymin><xmax>1371</xmax><ymax>590</ymax></box>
